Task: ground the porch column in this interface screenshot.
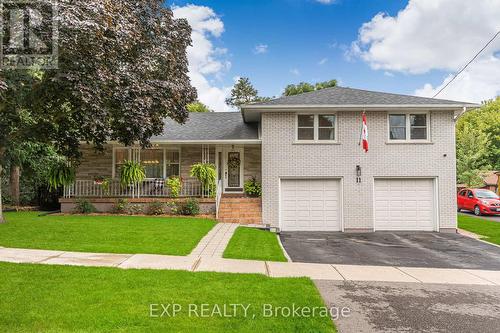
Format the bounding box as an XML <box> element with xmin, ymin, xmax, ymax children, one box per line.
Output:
<box><xmin>201</xmin><ymin>144</ymin><xmax>211</xmax><ymax>164</ymax></box>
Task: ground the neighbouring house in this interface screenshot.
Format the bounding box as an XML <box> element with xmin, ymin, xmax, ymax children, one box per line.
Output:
<box><xmin>457</xmin><ymin>171</ymin><xmax>500</xmax><ymax>194</ymax></box>
<box><xmin>61</xmin><ymin>86</ymin><xmax>479</xmax><ymax>232</ymax></box>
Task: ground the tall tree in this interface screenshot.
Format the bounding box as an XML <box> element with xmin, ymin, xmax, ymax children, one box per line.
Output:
<box><xmin>187</xmin><ymin>101</ymin><xmax>212</xmax><ymax>112</ymax></box>
<box><xmin>284</xmin><ymin>79</ymin><xmax>337</xmax><ymax>96</ymax></box>
<box><xmin>0</xmin><ymin>0</ymin><xmax>196</xmax><ymax>222</ymax></box>
<box><xmin>456</xmin><ymin>123</ymin><xmax>490</xmax><ymax>187</ymax></box>
<box><xmin>455</xmin><ymin>97</ymin><xmax>500</xmax><ymax>188</ymax></box>
<box><xmin>225</xmin><ymin>77</ymin><xmax>261</xmax><ymax>107</ymax></box>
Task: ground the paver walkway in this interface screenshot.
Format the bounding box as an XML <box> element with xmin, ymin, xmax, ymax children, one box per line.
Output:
<box><xmin>189</xmin><ymin>223</ymin><xmax>238</xmax><ymax>257</ymax></box>
<box><xmin>1</xmin><ymin>247</ymin><xmax>500</xmax><ymax>285</ymax></box>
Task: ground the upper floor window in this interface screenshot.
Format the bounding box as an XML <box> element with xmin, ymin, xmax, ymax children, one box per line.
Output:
<box><xmin>389</xmin><ymin>112</ymin><xmax>429</xmax><ymax>142</ymax></box>
<box><xmin>297</xmin><ymin>114</ymin><xmax>337</xmax><ymax>142</ymax></box>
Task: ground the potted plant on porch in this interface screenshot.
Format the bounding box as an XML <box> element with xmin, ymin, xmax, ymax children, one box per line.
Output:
<box><xmin>120</xmin><ymin>160</ymin><xmax>146</xmax><ymax>198</ymax></box>
<box><xmin>190</xmin><ymin>163</ymin><xmax>216</xmax><ymax>197</ymax></box>
<box><xmin>94</xmin><ymin>176</ymin><xmax>111</xmax><ymax>196</ymax></box>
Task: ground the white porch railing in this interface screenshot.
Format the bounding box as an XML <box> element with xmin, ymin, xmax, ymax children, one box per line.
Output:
<box><xmin>63</xmin><ymin>179</ymin><xmax>203</xmax><ymax>198</ymax></box>
<box><xmin>215</xmin><ymin>179</ymin><xmax>223</xmax><ymax>219</ymax></box>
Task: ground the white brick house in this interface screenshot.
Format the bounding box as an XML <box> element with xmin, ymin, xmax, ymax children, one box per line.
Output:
<box><xmin>65</xmin><ymin>86</ymin><xmax>478</xmax><ymax>232</ymax></box>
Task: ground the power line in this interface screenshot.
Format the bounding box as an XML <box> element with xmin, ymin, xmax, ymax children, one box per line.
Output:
<box><xmin>433</xmin><ymin>30</ymin><xmax>500</xmax><ymax>98</ymax></box>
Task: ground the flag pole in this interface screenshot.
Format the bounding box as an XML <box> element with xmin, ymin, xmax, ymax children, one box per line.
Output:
<box><xmin>358</xmin><ymin>109</ymin><xmax>365</xmax><ymax>146</ymax></box>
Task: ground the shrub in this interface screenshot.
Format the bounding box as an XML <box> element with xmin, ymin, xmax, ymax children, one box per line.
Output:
<box><xmin>166</xmin><ymin>201</ymin><xmax>180</xmax><ymax>215</ymax></box>
<box><xmin>166</xmin><ymin>176</ymin><xmax>182</xmax><ymax>198</ymax></box>
<box><xmin>127</xmin><ymin>204</ymin><xmax>144</xmax><ymax>215</ymax></box>
<box><xmin>179</xmin><ymin>198</ymin><xmax>200</xmax><ymax>216</ymax></box>
<box><xmin>148</xmin><ymin>200</ymin><xmax>166</xmax><ymax>215</ymax></box>
<box><xmin>190</xmin><ymin>163</ymin><xmax>216</xmax><ymax>197</ymax></box>
<box><xmin>112</xmin><ymin>198</ymin><xmax>129</xmax><ymax>214</ymax></box>
<box><xmin>244</xmin><ymin>177</ymin><xmax>262</xmax><ymax>197</ymax></box>
<box><xmin>74</xmin><ymin>199</ymin><xmax>96</xmax><ymax>214</ymax></box>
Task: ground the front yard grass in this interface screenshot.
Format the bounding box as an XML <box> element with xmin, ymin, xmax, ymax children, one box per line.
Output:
<box><xmin>0</xmin><ymin>262</ymin><xmax>335</xmax><ymax>332</ymax></box>
<box><xmin>223</xmin><ymin>227</ymin><xmax>287</xmax><ymax>262</ymax></box>
<box><xmin>458</xmin><ymin>214</ymin><xmax>500</xmax><ymax>245</ymax></box>
<box><xmin>0</xmin><ymin>212</ymin><xmax>216</xmax><ymax>255</ymax></box>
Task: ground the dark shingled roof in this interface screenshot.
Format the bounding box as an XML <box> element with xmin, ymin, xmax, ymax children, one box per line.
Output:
<box><xmin>151</xmin><ymin>112</ymin><xmax>258</xmax><ymax>141</ymax></box>
<box><xmin>247</xmin><ymin>86</ymin><xmax>477</xmax><ymax>106</ymax></box>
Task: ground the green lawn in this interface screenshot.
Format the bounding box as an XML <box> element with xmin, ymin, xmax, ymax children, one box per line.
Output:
<box><xmin>0</xmin><ymin>262</ymin><xmax>335</xmax><ymax>333</ymax></box>
<box><xmin>458</xmin><ymin>214</ymin><xmax>500</xmax><ymax>245</ymax></box>
<box><xmin>0</xmin><ymin>212</ymin><xmax>216</xmax><ymax>255</ymax></box>
<box><xmin>223</xmin><ymin>227</ymin><xmax>287</xmax><ymax>262</ymax></box>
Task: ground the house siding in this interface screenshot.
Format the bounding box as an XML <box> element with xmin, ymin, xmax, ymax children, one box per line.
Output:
<box><xmin>261</xmin><ymin>111</ymin><xmax>457</xmax><ymax>231</ymax></box>
<box><xmin>76</xmin><ymin>145</ymin><xmax>114</xmax><ymax>179</ymax></box>
<box><xmin>244</xmin><ymin>145</ymin><xmax>262</xmax><ymax>182</ymax></box>
<box><xmin>75</xmin><ymin>144</ymin><xmax>261</xmax><ymax>184</ymax></box>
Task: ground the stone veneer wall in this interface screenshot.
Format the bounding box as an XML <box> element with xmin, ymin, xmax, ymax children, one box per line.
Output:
<box><xmin>244</xmin><ymin>145</ymin><xmax>262</xmax><ymax>182</ymax></box>
<box><xmin>60</xmin><ymin>198</ymin><xmax>215</xmax><ymax>214</ymax></box>
<box><xmin>75</xmin><ymin>144</ymin><xmax>261</xmax><ymax>183</ymax></box>
<box><xmin>76</xmin><ymin>144</ymin><xmax>113</xmax><ymax>180</ymax></box>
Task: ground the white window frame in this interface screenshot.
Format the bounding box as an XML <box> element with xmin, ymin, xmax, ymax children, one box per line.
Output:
<box><xmin>112</xmin><ymin>147</ymin><xmax>132</xmax><ymax>179</ymax></box>
<box><xmin>387</xmin><ymin>111</ymin><xmax>430</xmax><ymax>143</ymax></box>
<box><xmin>164</xmin><ymin>147</ymin><xmax>181</xmax><ymax>179</ymax></box>
<box><xmin>112</xmin><ymin>146</ymin><xmax>181</xmax><ymax>179</ymax></box>
<box><xmin>295</xmin><ymin>113</ymin><xmax>338</xmax><ymax>143</ymax></box>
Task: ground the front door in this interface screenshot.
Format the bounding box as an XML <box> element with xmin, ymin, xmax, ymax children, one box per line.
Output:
<box><xmin>224</xmin><ymin>148</ymin><xmax>243</xmax><ymax>192</ymax></box>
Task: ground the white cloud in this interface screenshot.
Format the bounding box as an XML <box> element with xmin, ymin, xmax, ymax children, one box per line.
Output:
<box><xmin>415</xmin><ymin>56</ymin><xmax>500</xmax><ymax>103</ymax></box>
<box><xmin>253</xmin><ymin>44</ymin><xmax>268</xmax><ymax>54</ymax></box>
<box><xmin>290</xmin><ymin>68</ymin><xmax>300</xmax><ymax>76</ymax></box>
<box><xmin>350</xmin><ymin>0</ymin><xmax>500</xmax><ymax>102</ymax></box>
<box><xmin>383</xmin><ymin>71</ymin><xmax>394</xmax><ymax>77</ymax></box>
<box><xmin>318</xmin><ymin>58</ymin><xmax>328</xmax><ymax>65</ymax></box>
<box><xmin>172</xmin><ymin>4</ymin><xmax>234</xmax><ymax>111</ymax></box>
<box><xmin>315</xmin><ymin>0</ymin><xmax>337</xmax><ymax>4</ymax></box>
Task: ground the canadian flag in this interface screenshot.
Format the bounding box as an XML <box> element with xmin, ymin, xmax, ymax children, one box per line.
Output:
<box><xmin>360</xmin><ymin>112</ymin><xmax>368</xmax><ymax>152</ymax></box>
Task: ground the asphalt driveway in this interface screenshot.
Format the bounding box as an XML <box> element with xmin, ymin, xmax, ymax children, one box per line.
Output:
<box><xmin>316</xmin><ymin>281</ymin><xmax>500</xmax><ymax>333</ymax></box>
<box><xmin>279</xmin><ymin>232</ymin><xmax>500</xmax><ymax>270</ymax></box>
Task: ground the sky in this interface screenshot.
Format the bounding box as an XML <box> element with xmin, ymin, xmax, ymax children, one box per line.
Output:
<box><xmin>170</xmin><ymin>0</ymin><xmax>500</xmax><ymax>111</ymax></box>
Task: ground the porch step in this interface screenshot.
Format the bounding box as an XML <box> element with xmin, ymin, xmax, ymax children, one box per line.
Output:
<box><xmin>217</xmin><ymin>196</ymin><xmax>262</xmax><ymax>224</ymax></box>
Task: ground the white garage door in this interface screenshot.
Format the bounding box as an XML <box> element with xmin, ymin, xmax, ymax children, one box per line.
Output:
<box><xmin>280</xmin><ymin>179</ymin><xmax>341</xmax><ymax>231</ymax></box>
<box><xmin>374</xmin><ymin>178</ymin><xmax>436</xmax><ymax>231</ymax></box>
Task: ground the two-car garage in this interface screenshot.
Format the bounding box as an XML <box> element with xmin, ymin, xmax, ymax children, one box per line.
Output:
<box><xmin>280</xmin><ymin>178</ymin><xmax>437</xmax><ymax>232</ymax></box>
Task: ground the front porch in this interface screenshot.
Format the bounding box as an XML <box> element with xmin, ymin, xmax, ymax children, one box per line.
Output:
<box><xmin>61</xmin><ymin>143</ymin><xmax>262</xmax><ymax>221</ymax></box>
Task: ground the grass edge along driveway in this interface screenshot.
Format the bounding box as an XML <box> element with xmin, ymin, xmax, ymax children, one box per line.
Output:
<box><xmin>0</xmin><ymin>262</ymin><xmax>336</xmax><ymax>332</ymax></box>
<box><xmin>223</xmin><ymin>227</ymin><xmax>288</xmax><ymax>262</ymax></box>
<box><xmin>0</xmin><ymin>212</ymin><xmax>216</xmax><ymax>255</ymax></box>
<box><xmin>458</xmin><ymin>214</ymin><xmax>500</xmax><ymax>246</ymax></box>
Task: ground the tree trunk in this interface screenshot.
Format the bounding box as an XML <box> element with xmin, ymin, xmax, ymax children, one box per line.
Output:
<box><xmin>10</xmin><ymin>164</ymin><xmax>20</xmax><ymax>206</ymax></box>
<box><xmin>0</xmin><ymin>164</ymin><xmax>4</xmax><ymax>223</ymax></box>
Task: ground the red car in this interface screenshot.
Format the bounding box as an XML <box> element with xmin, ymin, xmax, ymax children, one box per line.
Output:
<box><xmin>457</xmin><ymin>188</ymin><xmax>500</xmax><ymax>216</ymax></box>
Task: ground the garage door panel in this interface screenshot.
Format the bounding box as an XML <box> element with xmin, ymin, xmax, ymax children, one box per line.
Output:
<box><xmin>280</xmin><ymin>179</ymin><xmax>341</xmax><ymax>231</ymax></box>
<box><xmin>374</xmin><ymin>179</ymin><xmax>435</xmax><ymax>231</ymax></box>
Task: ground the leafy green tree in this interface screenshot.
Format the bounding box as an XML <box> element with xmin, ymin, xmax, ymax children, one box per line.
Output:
<box><xmin>225</xmin><ymin>77</ymin><xmax>265</xmax><ymax>107</ymax></box>
<box><xmin>0</xmin><ymin>0</ymin><xmax>196</xmax><ymax>223</ymax></box>
<box><xmin>284</xmin><ymin>79</ymin><xmax>337</xmax><ymax>96</ymax></box>
<box><xmin>187</xmin><ymin>102</ymin><xmax>212</xmax><ymax>113</ymax></box>
<box><xmin>455</xmin><ymin>97</ymin><xmax>500</xmax><ymax>188</ymax></box>
<box><xmin>456</xmin><ymin>123</ymin><xmax>490</xmax><ymax>187</ymax></box>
